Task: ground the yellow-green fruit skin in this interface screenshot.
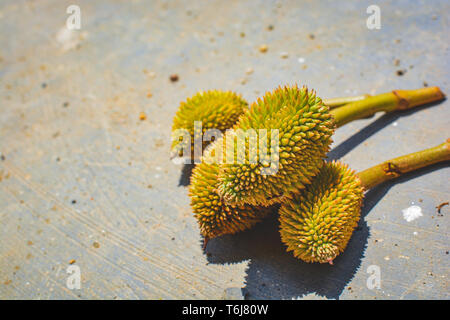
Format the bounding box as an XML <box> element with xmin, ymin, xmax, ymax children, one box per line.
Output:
<box><xmin>171</xmin><ymin>90</ymin><xmax>247</xmax><ymax>158</ymax></box>
<box><xmin>189</xmin><ymin>141</ymin><xmax>271</xmax><ymax>238</ymax></box>
<box><xmin>279</xmin><ymin>161</ymin><xmax>364</xmax><ymax>263</ymax></box>
<box><xmin>218</xmin><ymin>85</ymin><xmax>335</xmax><ymax>206</ymax></box>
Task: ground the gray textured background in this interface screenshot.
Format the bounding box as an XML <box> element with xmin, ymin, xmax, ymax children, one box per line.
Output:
<box><xmin>0</xmin><ymin>0</ymin><xmax>449</xmax><ymax>299</ymax></box>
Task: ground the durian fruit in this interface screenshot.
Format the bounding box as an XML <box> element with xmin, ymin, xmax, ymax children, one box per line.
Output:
<box><xmin>189</xmin><ymin>138</ymin><xmax>271</xmax><ymax>240</ymax></box>
<box><xmin>279</xmin><ymin>139</ymin><xmax>450</xmax><ymax>264</ymax></box>
<box><xmin>171</xmin><ymin>90</ymin><xmax>248</xmax><ymax>160</ymax></box>
<box><xmin>217</xmin><ymin>85</ymin><xmax>444</xmax><ymax>206</ymax></box>
<box><xmin>279</xmin><ymin>161</ymin><xmax>363</xmax><ymax>264</ymax></box>
<box><xmin>218</xmin><ymin>85</ymin><xmax>335</xmax><ymax>206</ymax></box>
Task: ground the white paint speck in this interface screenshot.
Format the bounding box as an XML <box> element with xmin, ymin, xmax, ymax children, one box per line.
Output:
<box><xmin>413</xmin><ymin>231</ymin><xmax>418</xmax><ymax>236</ymax></box>
<box><xmin>402</xmin><ymin>205</ymin><xmax>423</xmax><ymax>222</ymax></box>
<box><xmin>298</xmin><ymin>57</ymin><xmax>305</xmax><ymax>64</ymax></box>
<box><xmin>392</xmin><ymin>121</ymin><xmax>398</xmax><ymax>127</ymax></box>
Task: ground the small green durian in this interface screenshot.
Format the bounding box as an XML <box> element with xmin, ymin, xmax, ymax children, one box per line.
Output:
<box><xmin>171</xmin><ymin>90</ymin><xmax>248</xmax><ymax>159</ymax></box>
<box><xmin>279</xmin><ymin>161</ymin><xmax>363</xmax><ymax>264</ymax></box>
<box><xmin>218</xmin><ymin>85</ymin><xmax>335</xmax><ymax>206</ymax></box>
<box><xmin>189</xmin><ymin>140</ymin><xmax>271</xmax><ymax>240</ymax></box>
<box><xmin>279</xmin><ymin>139</ymin><xmax>450</xmax><ymax>264</ymax></box>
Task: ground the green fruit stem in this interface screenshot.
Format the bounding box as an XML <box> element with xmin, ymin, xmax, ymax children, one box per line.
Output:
<box><xmin>357</xmin><ymin>139</ymin><xmax>450</xmax><ymax>190</ymax></box>
<box><xmin>330</xmin><ymin>87</ymin><xmax>445</xmax><ymax>127</ymax></box>
<box><xmin>323</xmin><ymin>94</ymin><xmax>371</xmax><ymax>109</ymax></box>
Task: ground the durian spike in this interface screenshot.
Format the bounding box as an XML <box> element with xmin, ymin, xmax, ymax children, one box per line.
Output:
<box><xmin>203</xmin><ymin>237</ymin><xmax>209</xmax><ymax>250</ymax></box>
<box><xmin>323</xmin><ymin>94</ymin><xmax>371</xmax><ymax>109</ymax></box>
<box><xmin>279</xmin><ymin>139</ymin><xmax>450</xmax><ymax>264</ymax></box>
<box><xmin>330</xmin><ymin>87</ymin><xmax>445</xmax><ymax>127</ymax></box>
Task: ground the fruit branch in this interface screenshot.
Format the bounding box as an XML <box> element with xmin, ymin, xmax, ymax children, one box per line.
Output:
<box><xmin>357</xmin><ymin>139</ymin><xmax>450</xmax><ymax>190</ymax></box>
<box><xmin>323</xmin><ymin>94</ymin><xmax>370</xmax><ymax>109</ymax></box>
<box><xmin>330</xmin><ymin>87</ymin><xmax>445</xmax><ymax>127</ymax></box>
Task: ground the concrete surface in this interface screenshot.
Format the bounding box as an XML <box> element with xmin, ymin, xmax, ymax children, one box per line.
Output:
<box><xmin>0</xmin><ymin>0</ymin><xmax>449</xmax><ymax>299</ymax></box>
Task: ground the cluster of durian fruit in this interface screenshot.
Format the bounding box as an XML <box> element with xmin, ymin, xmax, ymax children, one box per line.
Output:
<box><xmin>171</xmin><ymin>85</ymin><xmax>447</xmax><ymax>264</ymax></box>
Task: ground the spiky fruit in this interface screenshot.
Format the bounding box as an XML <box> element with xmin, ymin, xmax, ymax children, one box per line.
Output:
<box><xmin>217</xmin><ymin>85</ymin><xmax>335</xmax><ymax>206</ymax></box>
<box><xmin>189</xmin><ymin>140</ymin><xmax>271</xmax><ymax>239</ymax></box>
<box><xmin>279</xmin><ymin>161</ymin><xmax>364</xmax><ymax>264</ymax></box>
<box><xmin>171</xmin><ymin>90</ymin><xmax>247</xmax><ymax>159</ymax></box>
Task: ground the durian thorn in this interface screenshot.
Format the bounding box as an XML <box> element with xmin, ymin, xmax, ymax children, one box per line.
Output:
<box><xmin>203</xmin><ymin>236</ymin><xmax>210</xmax><ymax>250</ymax></box>
<box><xmin>330</xmin><ymin>86</ymin><xmax>445</xmax><ymax>127</ymax></box>
<box><xmin>169</xmin><ymin>149</ymin><xmax>180</xmax><ymax>160</ymax></box>
<box><xmin>357</xmin><ymin>139</ymin><xmax>450</xmax><ymax>190</ymax></box>
<box><xmin>323</xmin><ymin>94</ymin><xmax>371</xmax><ymax>109</ymax></box>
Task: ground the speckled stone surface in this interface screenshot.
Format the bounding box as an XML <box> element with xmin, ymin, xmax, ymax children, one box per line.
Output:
<box><xmin>0</xmin><ymin>0</ymin><xmax>448</xmax><ymax>299</ymax></box>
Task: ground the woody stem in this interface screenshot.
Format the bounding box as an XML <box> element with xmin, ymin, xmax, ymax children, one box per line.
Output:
<box><xmin>323</xmin><ymin>94</ymin><xmax>371</xmax><ymax>109</ymax></box>
<box><xmin>356</xmin><ymin>139</ymin><xmax>450</xmax><ymax>190</ymax></box>
<box><xmin>330</xmin><ymin>87</ymin><xmax>445</xmax><ymax>127</ymax></box>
